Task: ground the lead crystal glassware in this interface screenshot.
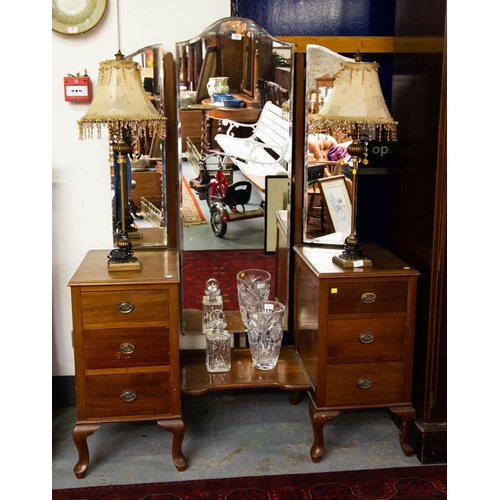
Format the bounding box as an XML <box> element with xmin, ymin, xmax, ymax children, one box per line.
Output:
<box><xmin>246</xmin><ymin>300</ymin><xmax>285</xmax><ymax>370</ymax></box>
<box><xmin>205</xmin><ymin>309</ymin><xmax>231</xmax><ymax>373</ymax></box>
<box><xmin>202</xmin><ymin>278</ymin><xmax>223</xmax><ymax>334</ymax></box>
<box><xmin>236</xmin><ymin>269</ymin><xmax>271</xmax><ymax>327</ymax></box>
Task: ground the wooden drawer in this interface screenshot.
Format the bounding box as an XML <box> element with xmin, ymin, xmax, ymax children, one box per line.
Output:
<box><xmin>85</xmin><ymin>371</ymin><xmax>172</xmax><ymax>419</ymax></box>
<box><xmin>81</xmin><ymin>289</ymin><xmax>170</xmax><ymax>329</ymax></box>
<box><xmin>328</xmin><ymin>280</ymin><xmax>408</xmax><ymax>315</ymax></box>
<box><xmin>325</xmin><ymin>362</ymin><xmax>406</xmax><ymax>407</ymax></box>
<box><xmin>327</xmin><ymin>317</ymin><xmax>406</xmax><ymax>363</ymax></box>
<box><xmin>83</xmin><ymin>327</ymin><xmax>170</xmax><ymax>369</ymax></box>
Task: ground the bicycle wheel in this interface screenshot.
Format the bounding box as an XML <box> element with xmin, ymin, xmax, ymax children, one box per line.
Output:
<box><xmin>210</xmin><ymin>208</ymin><xmax>227</xmax><ymax>238</ymax></box>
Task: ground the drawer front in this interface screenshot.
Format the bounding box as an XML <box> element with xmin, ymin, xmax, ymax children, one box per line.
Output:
<box><xmin>83</xmin><ymin>327</ymin><xmax>169</xmax><ymax>369</ymax></box>
<box><xmin>85</xmin><ymin>371</ymin><xmax>171</xmax><ymax>419</ymax></box>
<box><xmin>328</xmin><ymin>280</ymin><xmax>408</xmax><ymax>315</ymax></box>
<box><xmin>81</xmin><ymin>289</ymin><xmax>170</xmax><ymax>329</ymax></box>
<box><xmin>325</xmin><ymin>362</ymin><xmax>407</xmax><ymax>407</ymax></box>
<box><xmin>327</xmin><ymin>317</ymin><xmax>406</xmax><ymax>363</ymax></box>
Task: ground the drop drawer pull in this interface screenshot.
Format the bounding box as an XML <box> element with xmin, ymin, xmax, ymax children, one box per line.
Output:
<box><xmin>120</xmin><ymin>390</ymin><xmax>137</xmax><ymax>402</ymax></box>
<box><xmin>359</xmin><ymin>332</ymin><xmax>374</xmax><ymax>344</ymax></box>
<box><xmin>117</xmin><ymin>301</ymin><xmax>134</xmax><ymax>314</ymax></box>
<box><xmin>357</xmin><ymin>378</ymin><xmax>373</xmax><ymax>389</ymax></box>
<box><xmin>361</xmin><ymin>292</ymin><xmax>377</xmax><ymax>304</ymax></box>
<box><xmin>119</xmin><ymin>342</ymin><xmax>136</xmax><ymax>354</ymax></box>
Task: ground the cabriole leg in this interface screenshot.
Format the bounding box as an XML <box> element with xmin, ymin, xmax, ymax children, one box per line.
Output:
<box><xmin>309</xmin><ymin>402</ymin><xmax>339</xmax><ymax>463</ymax></box>
<box><xmin>157</xmin><ymin>418</ymin><xmax>187</xmax><ymax>471</ymax></box>
<box><xmin>389</xmin><ymin>405</ymin><xmax>416</xmax><ymax>456</ymax></box>
<box><xmin>72</xmin><ymin>422</ymin><xmax>100</xmax><ymax>479</ymax></box>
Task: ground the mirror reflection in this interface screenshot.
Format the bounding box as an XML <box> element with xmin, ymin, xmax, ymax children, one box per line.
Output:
<box><xmin>175</xmin><ymin>17</ymin><xmax>293</xmax><ymax>336</ymax></box>
<box><xmin>110</xmin><ymin>44</ymin><xmax>168</xmax><ymax>248</ymax></box>
<box><xmin>304</xmin><ymin>45</ymin><xmax>355</xmax><ymax>245</ymax></box>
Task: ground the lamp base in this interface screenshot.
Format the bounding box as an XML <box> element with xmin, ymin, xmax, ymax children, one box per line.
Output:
<box><xmin>108</xmin><ymin>256</ymin><xmax>142</xmax><ymax>271</ymax></box>
<box><xmin>332</xmin><ymin>253</ymin><xmax>372</xmax><ymax>268</ymax></box>
<box><xmin>107</xmin><ymin>233</ymin><xmax>142</xmax><ymax>271</ymax></box>
<box><xmin>332</xmin><ymin>236</ymin><xmax>373</xmax><ymax>268</ymax></box>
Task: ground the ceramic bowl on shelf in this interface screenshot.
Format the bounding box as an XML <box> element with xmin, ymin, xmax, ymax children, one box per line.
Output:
<box><xmin>212</xmin><ymin>93</ymin><xmax>232</xmax><ymax>103</ymax></box>
<box><xmin>222</xmin><ymin>96</ymin><xmax>244</xmax><ymax>108</ymax></box>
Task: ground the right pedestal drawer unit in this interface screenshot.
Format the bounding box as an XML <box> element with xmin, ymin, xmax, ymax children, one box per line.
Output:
<box><xmin>293</xmin><ymin>244</ymin><xmax>420</xmax><ymax>462</ymax></box>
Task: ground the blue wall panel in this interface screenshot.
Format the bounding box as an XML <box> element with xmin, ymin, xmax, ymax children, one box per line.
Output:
<box><xmin>232</xmin><ymin>0</ymin><xmax>396</xmax><ymax>37</ymax></box>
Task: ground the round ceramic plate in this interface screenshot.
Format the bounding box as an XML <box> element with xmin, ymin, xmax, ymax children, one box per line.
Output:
<box><xmin>52</xmin><ymin>0</ymin><xmax>107</xmax><ymax>35</ymax></box>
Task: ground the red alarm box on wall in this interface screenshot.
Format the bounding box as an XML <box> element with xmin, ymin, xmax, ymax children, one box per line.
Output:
<box><xmin>64</xmin><ymin>76</ymin><xmax>91</xmax><ymax>102</ymax></box>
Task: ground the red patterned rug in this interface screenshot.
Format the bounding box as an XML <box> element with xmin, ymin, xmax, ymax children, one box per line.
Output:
<box><xmin>182</xmin><ymin>249</ymin><xmax>276</xmax><ymax>310</ymax></box>
<box><xmin>53</xmin><ymin>465</ymin><xmax>447</xmax><ymax>499</ymax></box>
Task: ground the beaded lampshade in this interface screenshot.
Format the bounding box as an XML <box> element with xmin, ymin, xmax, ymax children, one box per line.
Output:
<box><xmin>310</xmin><ymin>54</ymin><xmax>397</xmax><ymax>142</ymax></box>
<box><xmin>78</xmin><ymin>51</ymin><xmax>166</xmax><ymax>142</ymax></box>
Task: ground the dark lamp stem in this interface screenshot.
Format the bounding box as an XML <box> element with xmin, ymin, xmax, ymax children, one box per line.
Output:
<box><xmin>346</xmin><ymin>138</ymin><xmax>364</xmax><ymax>245</ymax></box>
<box><xmin>332</xmin><ymin>136</ymin><xmax>372</xmax><ymax>266</ymax></box>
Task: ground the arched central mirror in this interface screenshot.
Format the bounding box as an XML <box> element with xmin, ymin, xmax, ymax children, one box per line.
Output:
<box><xmin>175</xmin><ymin>17</ymin><xmax>294</xmax><ymax>337</ymax></box>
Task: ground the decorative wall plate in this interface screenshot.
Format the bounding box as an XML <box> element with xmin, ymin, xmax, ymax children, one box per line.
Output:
<box><xmin>52</xmin><ymin>0</ymin><xmax>107</xmax><ymax>35</ymax></box>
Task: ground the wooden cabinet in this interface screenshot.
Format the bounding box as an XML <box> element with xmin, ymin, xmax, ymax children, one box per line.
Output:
<box><xmin>293</xmin><ymin>243</ymin><xmax>420</xmax><ymax>462</ymax></box>
<box><xmin>180</xmin><ymin>109</ymin><xmax>203</xmax><ymax>152</ymax></box>
<box><xmin>68</xmin><ymin>249</ymin><xmax>186</xmax><ymax>478</ymax></box>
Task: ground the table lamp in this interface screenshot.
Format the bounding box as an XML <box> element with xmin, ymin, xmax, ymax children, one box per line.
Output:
<box><xmin>78</xmin><ymin>51</ymin><xmax>167</xmax><ymax>271</ymax></box>
<box><xmin>310</xmin><ymin>51</ymin><xmax>398</xmax><ymax>267</ymax></box>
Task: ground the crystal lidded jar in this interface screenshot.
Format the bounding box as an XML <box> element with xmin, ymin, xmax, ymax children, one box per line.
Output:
<box><xmin>206</xmin><ymin>310</ymin><xmax>231</xmax><ymax>373</ymax></box>
<box><xmin>202</xmin><ymin>278</ymin><xmax>223</xmax><ymax>335</ymax></box>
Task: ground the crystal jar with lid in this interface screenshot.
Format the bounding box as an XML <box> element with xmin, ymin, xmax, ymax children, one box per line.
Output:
<box><xmin>202</xmin><ymin>278</ymin><xmax>223</xmax><ymax>334</ymax></box>
<box><xmin>205</xmin><ymin>309</ymin><xmax>231</xmax><ymax>373</ymax></box>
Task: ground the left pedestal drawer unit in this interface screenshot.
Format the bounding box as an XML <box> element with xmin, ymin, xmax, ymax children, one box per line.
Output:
<box><xmin>68</xmin><ymin>249</ymin><xmax>187</xmax><ymax>478</ymax></box>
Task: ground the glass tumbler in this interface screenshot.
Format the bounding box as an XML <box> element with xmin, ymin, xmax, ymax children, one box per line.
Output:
<box><xmin>246</xmin><ymin>300</ymin><xmax>285</xmax><ymax>370</ymax></box>
<box><xmin>236</xmin><ymin>269</ymin><xmax>271</xmax><ymax>327</ymax></box>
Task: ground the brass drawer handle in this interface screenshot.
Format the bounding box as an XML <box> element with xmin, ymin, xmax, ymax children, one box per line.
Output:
<box><xmin>357</xmin><ymin>378</ymin><xmax>373</xmax><ymax>389</ymax></box>
<box><xmin>117</xmin><ymin>301</ymin><xmax>134</xmax><ymax>314</ymax></box>
<box><xmin>119</xmin><ymin>342</ymin><xmax>136</xmax><ymax>354</ymax></box>
<box><xmin>120</xmin><ymin>390</ymin><xmax>137</xmax><ymax>402</ymax></box>
<box><xmin>361</xmin><ymin>292</ymin><xmax>377</xmax><ymax>304</ymax></box>
<box><xmin>359</xmin><ymin>332</ymin><xmax>374</xmax><ymax>344</ymax></box>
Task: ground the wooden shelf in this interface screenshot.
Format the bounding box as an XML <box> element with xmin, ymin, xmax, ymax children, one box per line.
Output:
<box><xmin>180</xmin><ymin>346</ymin><xmax>310</xmax><ymax>395</ymax></box>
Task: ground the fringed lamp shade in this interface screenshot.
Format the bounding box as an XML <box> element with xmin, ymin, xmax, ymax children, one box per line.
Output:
<box><xmin>78</xmin><ymin>53</ymin><xmax>166</xmax><ymax>143</ymax></box>
<box><xmin>310</xmin><ymin>58</ymin><xmax>397</xmax><ymax>142</ymax></box>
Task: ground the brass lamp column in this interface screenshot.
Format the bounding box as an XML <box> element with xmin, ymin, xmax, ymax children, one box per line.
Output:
<box><xmin>109</xmin><ymin>124</ymin><xmax>137</xmax><ymax>269</ymax></box>
<box><xmin>334</xmin><ymin>136</ymin><xmax>371</xmax><ymax>267</ymax></box>
<box><xmin>310</xmin><ymin>50</ymin><xmax>398</xmax><ymax>268</ymax></box>
<box><xmin>78</xmin><ymin>51</ymin><xmax>167</xmax><ymax>271</ymax></box>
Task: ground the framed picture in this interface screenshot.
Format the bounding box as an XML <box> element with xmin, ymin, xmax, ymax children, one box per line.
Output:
<box><xmin>195</xmin><ymin>45</ymin><xmax>217</xmax><ymax>103</ymax></box>
<box><xmin>318</xmin><ymin>175</ymin><xmax>352</xmax><ymax>233</ymax></box>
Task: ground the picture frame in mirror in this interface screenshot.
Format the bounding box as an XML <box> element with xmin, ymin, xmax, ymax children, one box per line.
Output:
<box><xmin>318</xmin><ymin>175</ymin><xmax>352</xmax><ymax>233</ymax></box>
